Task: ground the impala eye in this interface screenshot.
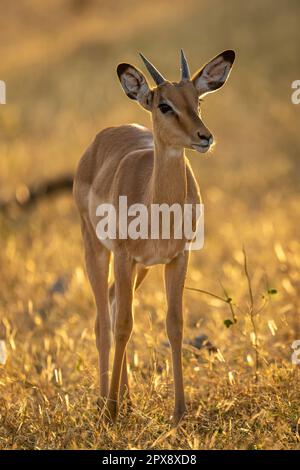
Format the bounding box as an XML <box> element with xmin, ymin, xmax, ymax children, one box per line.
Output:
<box><xmin>158</xmin><ymin>103</ymin><xmax>173</xmax><ymax>114</ymax></box>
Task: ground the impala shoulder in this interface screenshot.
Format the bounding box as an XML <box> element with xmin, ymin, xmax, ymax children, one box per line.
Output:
<box><xmin>95</xmin><ymin>123</ymin><xmax>151</xmax><ymax>137</ymax></box>
<box><xmin>93</xmin><ymin>124</ymin><xmax>153</xmax><ymax>148</ymax></box>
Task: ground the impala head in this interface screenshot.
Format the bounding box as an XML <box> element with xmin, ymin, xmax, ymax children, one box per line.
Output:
<box><xmin>117</xmin><ymin>49</ymin><xmax>235</xmax><ymax>153</ymax></box>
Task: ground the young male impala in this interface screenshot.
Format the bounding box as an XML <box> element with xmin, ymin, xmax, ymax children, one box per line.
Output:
<box><xmin>73</xmin><ymin>49</ymin><xmax>235</xmax><ymax>425</ymax></box>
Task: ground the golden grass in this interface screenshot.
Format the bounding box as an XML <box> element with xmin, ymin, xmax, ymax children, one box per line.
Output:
<box><xmin>1</xmin><ymin>0</ymin><xmax>300</xmax><ymax>449</ymax></box>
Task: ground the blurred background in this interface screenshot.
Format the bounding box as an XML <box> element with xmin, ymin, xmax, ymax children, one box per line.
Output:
<box><xmin>0</xmin><ymin>0</ymin><xmax>300</xmax><ymax>449</ymax></box>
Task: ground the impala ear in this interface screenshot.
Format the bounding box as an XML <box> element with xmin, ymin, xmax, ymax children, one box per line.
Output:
<box><xmin>117</xmin><ymin>63</ymin><xmax>153</xmax><ymax>110</ymax></box>
<box><xmin>192</xmin><ymin>50</ymin><xmax>235</xmax><ymax>97</ymax></box>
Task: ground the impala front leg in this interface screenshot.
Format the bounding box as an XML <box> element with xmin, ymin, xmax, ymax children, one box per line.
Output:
<box><xmin>164</xmin><ymin>251</ymin><xmax>189</xmax><ymax>426</ymax></box>
<box><xmin>106</xmin><ymin>253</ymin><xmax>135</xmax><ymax>422</ymax></box>
<box><xmin>109</xmin><ymin>265</ymin><xmax>149</xmax><ymax>405</ymax></box>
<box><xmin>81</xmin><ymin>217</ymin><xmax>111</xmax><ymax>403</ymax></box>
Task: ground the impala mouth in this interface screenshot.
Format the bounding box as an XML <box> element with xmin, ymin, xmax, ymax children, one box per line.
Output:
<box><xmin>191</xmin><ymin>143</ymin><xmax>210</xmax><ymax>153</ymax></box>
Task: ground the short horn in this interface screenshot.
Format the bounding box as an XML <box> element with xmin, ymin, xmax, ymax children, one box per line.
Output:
<box><xmin>139</xmin><ymin>53</ymin><xmax>165</xmax><ymax>85</ymax></box>
<box><xmin>180</xmin><ymin>49</ymin><xmax>190</xmax><ymax>80</ymax></box>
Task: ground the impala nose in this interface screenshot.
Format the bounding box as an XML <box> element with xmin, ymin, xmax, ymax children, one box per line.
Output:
<box><xmin>197</xmin><ymin>132</ymin><xmax>213</xmax><ymax>146</ymax></box>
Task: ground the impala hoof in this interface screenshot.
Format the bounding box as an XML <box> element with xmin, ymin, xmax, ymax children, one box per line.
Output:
<box><xmin>104</xmin><ymin>400</ymin><xmax>118</xmax><ymax>424</ymax></box>
<box><xmin>96</xmin><ymin>396</ymin><xmax>107</xmax><ymax>410</ymax></box>
<box><xmin>171</xmin><ymin>407</ymin><xmax>186</xmax><ymax>427</ymax></box>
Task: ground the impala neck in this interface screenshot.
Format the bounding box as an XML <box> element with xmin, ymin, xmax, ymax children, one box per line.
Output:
<box><xmin>151</xmin><ymin>132</ymin><xmax>187</xmax><ymax>206</ymax></box>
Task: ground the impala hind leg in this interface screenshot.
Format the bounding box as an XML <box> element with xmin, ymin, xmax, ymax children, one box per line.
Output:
<box><xmin>109</xmin><ymin>265</ymin><xmax>149</xmax><ymax>404</ymax></box>
<box><xmin>164</xmin><ymin>252</ymin><xmax>189</xmax><ymax>426</ymax></box>
<box><xmin>81</xmin><ymin>217</ymin><xmax>111</xmax><ymax>403</ymax></box>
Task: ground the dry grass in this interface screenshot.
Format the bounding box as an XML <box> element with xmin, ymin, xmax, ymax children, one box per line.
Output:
<box><xmin>0</xmin><ymin>0</ymin><xmax>300</xmax><ymax>449</ymax></box>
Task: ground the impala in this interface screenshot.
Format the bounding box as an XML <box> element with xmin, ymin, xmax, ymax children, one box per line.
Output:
<box><xmin>73</xmin><ymin>49</ymin><xmax>235</xmax><ymax>424</ymax></box>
